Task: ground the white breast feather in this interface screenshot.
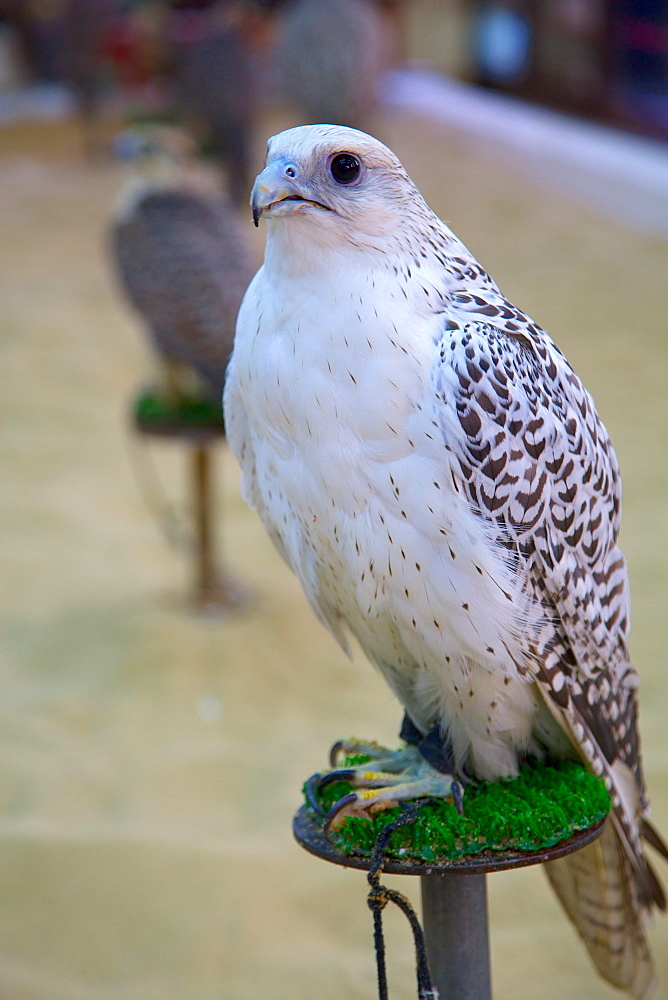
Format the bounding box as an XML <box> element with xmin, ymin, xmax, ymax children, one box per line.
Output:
<box><xmin>227</xmin><ymin>244</ymin><xmax>551</xmax><ymax>779</ymax></box>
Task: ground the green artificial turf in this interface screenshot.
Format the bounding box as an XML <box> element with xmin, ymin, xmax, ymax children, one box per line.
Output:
<box><xmin>135</xmin><ymin>388</ymin><xmax>226</xmax><ymax>431</ymax></box>
<box><xmin>306</xmin><ymin>754</ymin><xmax>610</xmax><ymax>863</ymax></box>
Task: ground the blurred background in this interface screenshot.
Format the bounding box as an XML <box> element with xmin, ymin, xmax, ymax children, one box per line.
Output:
<box><xmin>1</xmin><ymin>1</ymin><xmax>667</xmax><ymax>998</ymax></box>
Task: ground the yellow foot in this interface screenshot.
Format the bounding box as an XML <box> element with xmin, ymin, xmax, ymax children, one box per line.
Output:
<box><xmin>306</xmin><ymin>742</ymin><xmax>465</xmax><ymax>834</ymax></box>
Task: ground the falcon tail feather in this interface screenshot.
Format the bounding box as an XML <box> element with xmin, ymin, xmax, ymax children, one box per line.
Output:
<box><xmin>545</xmin><ymin>821</ymin><xmax>657</xmax><ymax>999</ymax></box>
<box><xmin>642</xmin><ymin>818</ymin><xmax>668</xmax><ymax>868</ymax></box>
<box><xmin>533</xmin><ymin>675</ymin><xmax>665</xmax><ymax>992</ymax></box>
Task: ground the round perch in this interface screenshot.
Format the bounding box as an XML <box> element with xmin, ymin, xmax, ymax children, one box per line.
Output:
<box><xmin>294</xmin><ymin>753</ymin><xmax>610</xmax><ymax>999</ymax></box>
<box><xmin>295</xmin><ymin>805</ymin><xmax>607</xmax><ymax>1000</ymax></box>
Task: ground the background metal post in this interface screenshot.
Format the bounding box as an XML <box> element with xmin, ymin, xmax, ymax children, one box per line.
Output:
<box><xmin>192</xmin><ymin>444</ymin><xmax>216</xmax><ymax>604</ymax></box>
<box><xmin>421</xmin><ymin>873</ymin><xmax>492</xmax><ymax>1000</ymax></box>
<box><xmin>132</xmin><ymin>394</ymin><xmax>250</xmax><ymax>614</ymax></box>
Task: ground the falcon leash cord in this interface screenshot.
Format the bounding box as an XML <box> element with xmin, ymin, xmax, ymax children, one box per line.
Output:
<box><xmin>364</xmin><ymin>804</ymin><xmax>437</xmax><ymax>1000</ymax></box>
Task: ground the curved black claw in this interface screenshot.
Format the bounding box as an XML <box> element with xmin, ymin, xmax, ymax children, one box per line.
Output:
<box><xmin>329</xmin><ymin>739</ymin><xmax>345</xmax><ymax>767</ymax></box>
<box><xmin>320</xmin><ymin>768</ymin><xmax>357</xmax><ymax>788</ymax></box>
<box><xmin>306</xmin><ymin>769</ymin><xmax>357</xmax><ymax>815</ymax></box>
<box><xmin>323</xmin><ymin>792</ymin><xmax>359</xmax><ymax>839</ymax></box>
<box><xmin>305</xmin><ymin>772</ymin><xmax>327</xmax><ymax>815</ymax></box>
<box><xmin>451</xmin><ymin>780</ymin><xmax>464</xmax><ymax>815</ymax></box>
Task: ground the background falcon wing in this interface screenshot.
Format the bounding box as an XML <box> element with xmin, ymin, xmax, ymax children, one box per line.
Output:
<box><xmin>112</xmin><ymin>189</ymin><xmax>253</xmax><ymax>398</ymax></box>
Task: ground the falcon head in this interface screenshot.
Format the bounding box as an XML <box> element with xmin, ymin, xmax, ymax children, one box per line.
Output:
<box><xmin>251</xmin><ymin>124</ymin><xmax>426</xmax><ymax>245</ymax></box>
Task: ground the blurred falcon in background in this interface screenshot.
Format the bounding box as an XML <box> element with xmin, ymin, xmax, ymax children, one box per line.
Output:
<box><xmin>111</xmin><ymin>127</ymin><xmax>254</xmax><ymax>403</ymax></box>
<box><xmin>167</xmin><ymin>0</ymin><xmax>259</xmax><ymax>208</ymax></box>
<box><xmin>224</xmin><ymin>124</ymin><xmax>666</xmax><ymax>997</ymax></box>
<box><xmin>275</xmin><ymin>0</ymin><xmax>387</xmax><ymax>129</ymax></box>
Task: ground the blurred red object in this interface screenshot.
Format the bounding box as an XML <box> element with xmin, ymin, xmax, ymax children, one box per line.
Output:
<box><xmin>103</xmin><ymin>18</ymin><xmax>157</xmax><ymax>86</ymax></box>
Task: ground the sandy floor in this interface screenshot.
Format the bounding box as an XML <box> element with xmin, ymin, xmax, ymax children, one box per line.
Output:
<box><xmin>1</xmin><ymin>102</ymin><xmax>667</xmax><ymax>1000</ymax></box>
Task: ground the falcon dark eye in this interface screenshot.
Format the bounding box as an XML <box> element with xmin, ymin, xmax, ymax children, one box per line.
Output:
<box><xmin>330</xmin><ymin>152</ymin><xmax>361</xmax><ymax>185</ymax></box>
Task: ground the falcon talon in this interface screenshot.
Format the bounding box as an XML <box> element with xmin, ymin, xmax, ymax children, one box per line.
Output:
<box><xmin>328</xmin><ymin>739</ymin><xmax>346</xmax><ymax>767</ymax></box>
<box><xmin>323</xmin><ymin>792</ymin><xmax>362</xmax><ymax>837</ymax></box>
<box><xmin>307</xmin><ymin>768</ymin><xmax>360</xmax><ymax>814</ymax></box>
<box><xmin>329</xmin><ymin>737</ymin><xmax>390</xmax><ymax>767</ymax></box>
<box><xmin>305</xmin><ymin>772</ymin><xmax>327</xmax><ymax>815</ymax></box>
<box><xmin>451</xmin><ymin>781</ymin><xmax>464</xmax><ymax>816</ymax></box>
<box><xmin>319</xmin><ymin>768</ymin><xmax>358</xmax><ymax>789</ymax></box>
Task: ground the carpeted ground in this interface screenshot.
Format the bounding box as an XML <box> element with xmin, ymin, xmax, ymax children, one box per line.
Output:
<box><xmin>1</xmin><ymin>98</ymin><xmax>667</xmax><ymax>1000</ymax></box>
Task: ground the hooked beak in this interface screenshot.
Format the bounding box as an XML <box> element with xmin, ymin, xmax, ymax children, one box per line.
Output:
<box><xmin>250</xmin><ymin>158</ymin><xmax>329</xmax><ymax>227</ymax></box>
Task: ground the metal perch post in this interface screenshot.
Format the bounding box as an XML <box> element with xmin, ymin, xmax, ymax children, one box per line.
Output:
<box><xmin>421</xmin><ymin>873</ymin><xmax>491</xmax><ymax>1000</ymax></box>
<box><xmin>293</xmin><ymin>804</ymin><xmax>606</xmax><ymax>999</ymax></box>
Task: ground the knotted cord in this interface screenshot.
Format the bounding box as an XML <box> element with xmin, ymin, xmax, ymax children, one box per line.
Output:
<box><xmin>365</xmin><ymin>804</ymin><xmax>438</xmax><ymax>1000</ymax></box>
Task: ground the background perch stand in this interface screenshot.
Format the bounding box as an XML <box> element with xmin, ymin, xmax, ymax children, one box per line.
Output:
<box><xmin>294</xmin><ymin>803</ymin><xmax>607</xmax><ymax>1000</ymax></box>
<box><xmin>132</xmin><ymin>386</ymin><xmax>250</xmax><ymax>614</ymax></box>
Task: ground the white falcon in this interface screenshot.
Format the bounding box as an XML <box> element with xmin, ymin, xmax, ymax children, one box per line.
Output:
<box><xmin>224</xmin><ymin>124</ymin><xmax>666</xmax><ymax>997</ymax></box>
